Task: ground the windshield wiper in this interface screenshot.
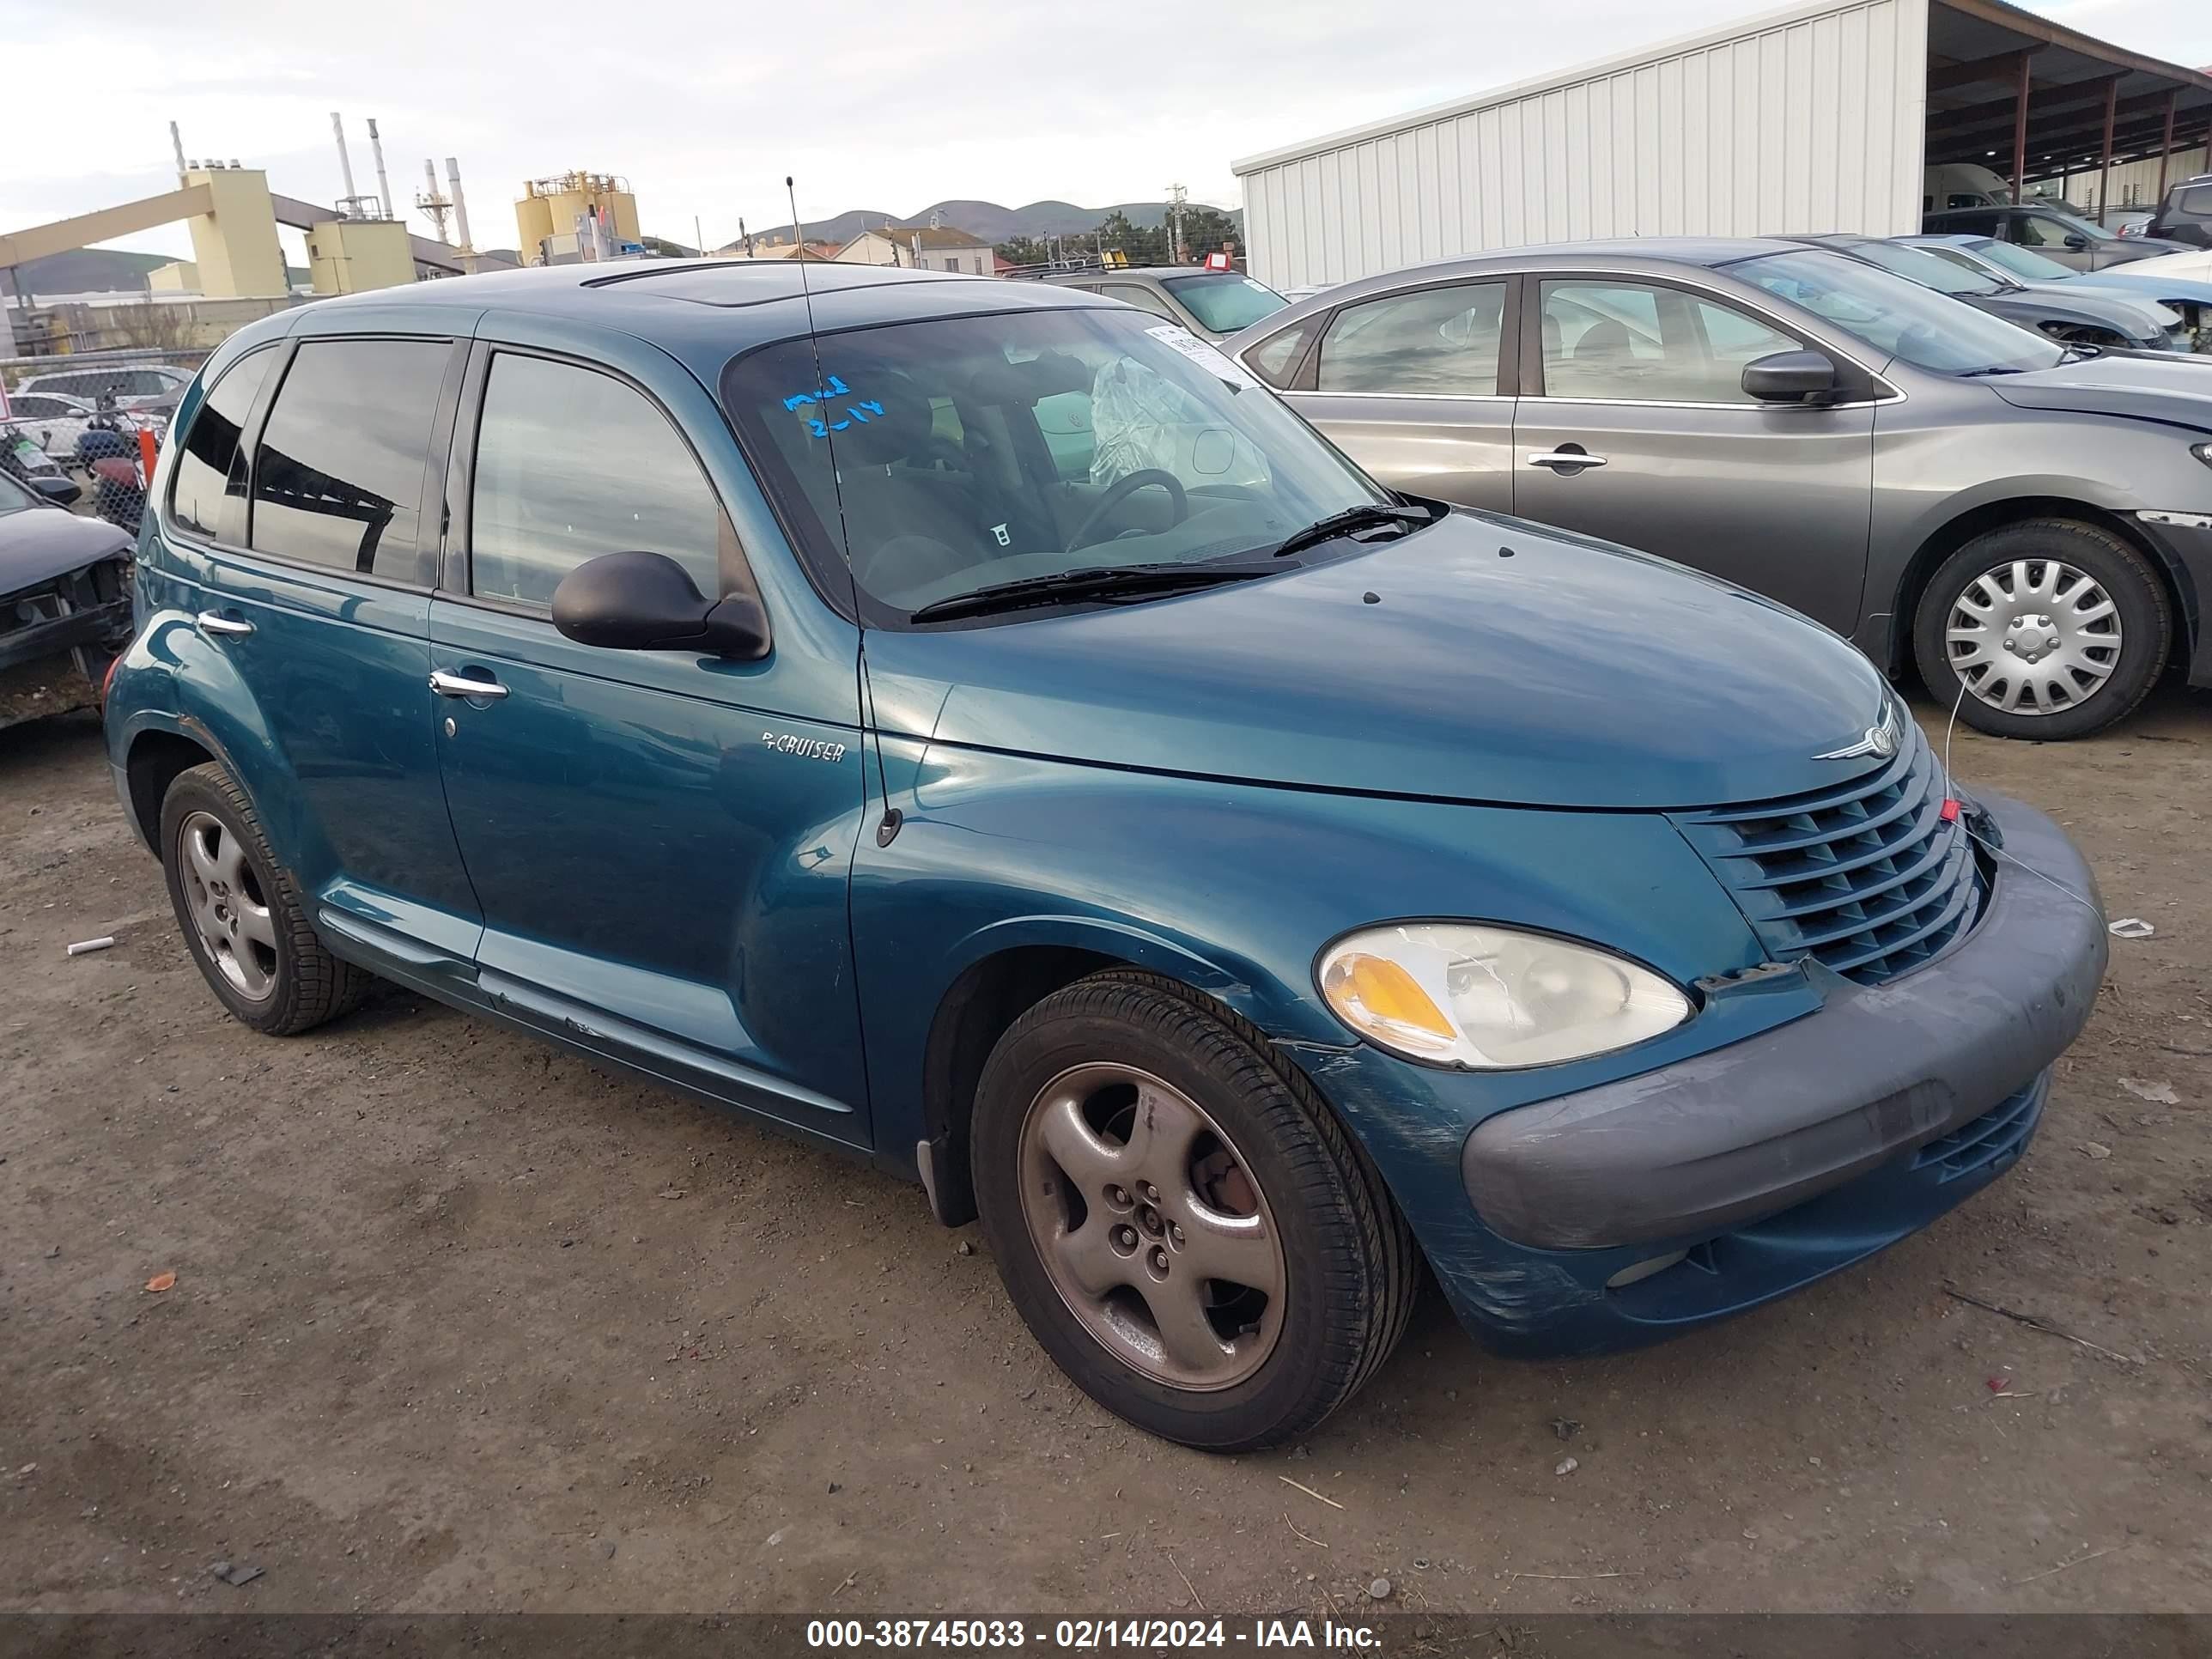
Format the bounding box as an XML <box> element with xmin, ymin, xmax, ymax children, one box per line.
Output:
<box><xmin>908</xmin><ymin>562</ymin><xmax>1277</xmax><ymax>623</ymax></box>
<box><xmin>1956</xmin><ymin>364</ymin><xmax>2029</xmax><ymax>377</ymax></box>
<box><xmin>1271</xmin><ymin>501</ymin><xmax>1437</xmax><ymax>559</ymax></box>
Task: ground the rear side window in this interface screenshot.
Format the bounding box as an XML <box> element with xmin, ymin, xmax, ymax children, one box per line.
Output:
<box><xmin>168</xmin><ymin>347</ymin><xmax>276</xmax><ymax>540</ymax></box>
<box><xmin>1244</xmin><ymin>318</ymin><xmax>1317</xmax><ymax>389</ymax></box>
<box><xmin>1316</xmin><ymin>282</ymin><xmax>1505</xmax><ymax>395</ymax></box>
<box><xmin>250</xmin><ymin>339</ymin><xmax>450</xmax><ymax>585</ymax></box>
<box><xmin>467</xmin><ymin>353</ymin><xmax>724</xmax><ymax>607</ymax></box>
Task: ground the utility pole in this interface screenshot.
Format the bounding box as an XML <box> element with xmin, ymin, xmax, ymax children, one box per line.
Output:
<box><xmin>1166</xmin><ymin>183</ymin><xmax>1188</xmax><ymax>264</ymax></box>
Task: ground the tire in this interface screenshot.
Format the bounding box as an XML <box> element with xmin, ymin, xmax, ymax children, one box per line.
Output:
<box><xmin>970</xmin><ymin>969</ymin><xmax>1416</xmax><ymax>1451</ymax></box>
<box><xmin>158</xmin><ymin>762</ymin><xmax>370</xmax><ymax>1036</ymax></box>
<box><xmin>1912</xmin><ymin>520</ymin><xmax>2170</xmax><ymax>740</ymax></box>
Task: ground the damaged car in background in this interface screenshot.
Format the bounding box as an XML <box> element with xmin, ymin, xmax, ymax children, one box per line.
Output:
<box><xmin>0</xmin><ymin>467</ymin><xmax>133</xmax><ymax>729</ymax></box>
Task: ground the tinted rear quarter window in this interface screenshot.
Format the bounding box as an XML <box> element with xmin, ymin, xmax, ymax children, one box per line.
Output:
<box><xmin>2179</xmin><ymin>185</ymin><xmax>2212</xmax><ymax>218</ymax></box>
<box><xmin>250</xmin><ymin>339</ymin><xmax>451</xmax><ymax>585</ymax></box>
<box><xmin>169</xmin><ymin>347</ymin><xmax>277</xmax><ymax>540</ymax></box>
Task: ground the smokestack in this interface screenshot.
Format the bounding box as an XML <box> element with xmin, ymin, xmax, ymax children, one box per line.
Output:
<box><xmin>331</xmin><ymin>112</ymin><xmax>359</xmax><ymax>213</ymax></box>
<box><xmin>367</xmin><ymin>118</ymin><xmax>393</xmax><ymax>220</ymax></box>
<box><xmin>169</xmin><ymin>120</ymin><xmax>186</xmax><ymax>182</ymax></box>
<box><xmin>446</xmin><ymin>157</ymin><xmax>473</xmax><ymax>253</ymax></box>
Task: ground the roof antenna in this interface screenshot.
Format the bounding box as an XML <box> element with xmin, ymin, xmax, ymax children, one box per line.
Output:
<box><xmin>787</xmin><ymin>175</ymin><xmax>900</xmax><ymax>847</ymax></box>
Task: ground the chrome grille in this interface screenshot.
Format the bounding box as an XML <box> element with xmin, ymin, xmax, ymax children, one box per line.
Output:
<box><xmin>1670</xmin><ymin>720</ymin><xmax>1984</xmax><ymax>986</ymax></box>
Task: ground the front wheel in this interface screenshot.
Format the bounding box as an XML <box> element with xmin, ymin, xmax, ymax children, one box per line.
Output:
<box><xmin>1912</xmin><ymin>520</ymin><xmax>2170</xmax><ymax>739</ymax></box>
<box><xmin>971</xmin><ymin>971</ymin><xmax>1416</xmax><ymax>1451</ymax></box>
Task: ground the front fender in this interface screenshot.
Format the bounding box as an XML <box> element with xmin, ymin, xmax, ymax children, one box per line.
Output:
<box><xmin>852</xmin><ymin>740</ymin><xmax>1767</xmax><ymax>1176</ymax></box>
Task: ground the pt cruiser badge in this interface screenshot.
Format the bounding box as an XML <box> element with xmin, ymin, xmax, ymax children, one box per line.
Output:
<box><xmin>763</xmin><ymin>731</ymin><xmax>848</xmax><ymax>763</ymax></box>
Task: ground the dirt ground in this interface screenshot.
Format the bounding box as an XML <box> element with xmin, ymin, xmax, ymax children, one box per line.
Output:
<box><xmin>3</xmin><ymin>690</ymin><xmax>2208</xmax><ymax>1618</ymax></box>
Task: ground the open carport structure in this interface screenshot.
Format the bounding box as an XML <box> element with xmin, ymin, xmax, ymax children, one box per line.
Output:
<box><xmin>1233</xmin><ymin>0</ymin><xmax>2212</xmax><ymax>289</ymax></box>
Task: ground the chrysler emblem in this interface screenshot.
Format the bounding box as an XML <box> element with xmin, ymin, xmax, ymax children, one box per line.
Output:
<box><xmin>1816</xmin><ymin>708</ymin><xmax>1900</xmax><ymax>763</ymax></box>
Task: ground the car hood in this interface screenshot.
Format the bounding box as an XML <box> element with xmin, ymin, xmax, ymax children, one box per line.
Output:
<box><xmin>1996</xmin><ymin>284</ymin><xmax>2176</xmax><ymax>333</ymax></box>
<box><xmin>0</xmin><ymin>507</ymin><xmax>134</xmax><ymax>592</ymax></box>
<box><xmin>1986</xmin><ymin>350</ymin><xmax>2212</xmax><ymax>428</ymax></box>
<box><xmin>866</xmin><ymin>509</ymin><xmax>1892</xmax><ymax>811</ymax></box>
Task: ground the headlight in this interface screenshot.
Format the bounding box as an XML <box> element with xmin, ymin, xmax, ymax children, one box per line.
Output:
<box><xmin>1317</xmin><ymin>922</ymin><xmax>1690</xmax><ymax>1069</ymax></box>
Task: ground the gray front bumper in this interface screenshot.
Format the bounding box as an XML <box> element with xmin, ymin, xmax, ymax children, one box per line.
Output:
<box><xmin>1462</xmin><ymin>793</ymin><xmax>2106</xmax><ymax>1250</ymax></box>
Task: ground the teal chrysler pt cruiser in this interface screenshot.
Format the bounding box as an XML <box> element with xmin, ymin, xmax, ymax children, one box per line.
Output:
<box><xmin>105</xmin><ymin>262</ymin><xmax>2106</xmax><ymax>1449</ymax></box>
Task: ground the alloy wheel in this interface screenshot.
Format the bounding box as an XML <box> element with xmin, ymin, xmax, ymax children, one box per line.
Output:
<box><xmin>1944</xmin><ymin>557</ymin><xmax>2123</xmax><ymax>716</ymax></box>
<box><xmin>176</xmin><ymin>809</ymin><xmax>278</xmax><ymax>1001</ymax></box>
<box><xmin>1017</xmin><ymin>1062</ymin><xmax>1286</xmax><ymax>1391</ymax></box>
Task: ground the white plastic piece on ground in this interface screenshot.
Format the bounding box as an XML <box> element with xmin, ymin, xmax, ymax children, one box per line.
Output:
<box><xmin>66</xmin><ymin>937</ymin><xmax>117</xmax><ymax>956</ymax></box>
<box><xmin>2107</xmin><ymin>918</ymin><xmax>2155</xmax><ymax>939</ymax></box>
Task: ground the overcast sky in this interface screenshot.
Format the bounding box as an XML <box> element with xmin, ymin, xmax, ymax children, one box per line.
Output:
<box><xmin>6</xmin><ymin>0</ymin><xmax>2209</xmax><ymax>264</ymax></box>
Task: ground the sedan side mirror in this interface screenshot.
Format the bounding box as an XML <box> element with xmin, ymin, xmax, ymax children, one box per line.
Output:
<box><xmin>1741</xmin><ymin>349</ymin><xmax>1838</xmax><ymax>404</ymax></box>
<box><xmin>550</xmin><ymin>550</ymin><xmax>771</xmax><ymax>660</ymax></box>
<box><xmin>2063</xmin><ymin>233</ymin><xmax>2089</xmax><ymax>252</ymax></box>
<box><xmin>29</xmin><ymin>474</ymin><xmax>82</xmax><ymax>507</ymax></box>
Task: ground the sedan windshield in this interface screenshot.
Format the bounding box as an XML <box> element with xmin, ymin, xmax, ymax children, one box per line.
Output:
<box><xmin>721</xmin><ymin>305</ymin><xmax>1390</xmax><ymax>628</ymax></box>
<box><xmin>1159</xmin><ymin>272</ymin><xmax>1290</xmax><ymax>336</ymax></box>
<box><xmin>1843</xmin><ymin>238</ymin><xmax>2002</xmax><ymax>296</ymax></box>
<box><xmin>1725</xmin><ymin>248</ymin><xmax>2063</xmax><ymax>376</ymax></box>
<box><xmin>1966</xmin><ymin>238</ymin><xmax>2079</xmax><ymax>283</ymax></box>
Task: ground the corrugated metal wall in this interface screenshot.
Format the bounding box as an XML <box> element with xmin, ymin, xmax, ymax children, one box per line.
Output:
<box><xmin>1235</xmin><ymin>0</ymin><xmax>1929</xmax><ymax>289</ymax></box>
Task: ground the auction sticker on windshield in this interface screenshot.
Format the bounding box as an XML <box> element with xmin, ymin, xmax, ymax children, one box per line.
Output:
<box><xmin>1145</xmin><ymin>325</ymin><xmax>1261</xmax><ymax>390</ymax></box>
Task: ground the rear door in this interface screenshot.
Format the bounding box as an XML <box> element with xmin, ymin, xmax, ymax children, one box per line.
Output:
<box><xmin>1279</xmin><ymin>276</ymin><xmax>1515</xmax><ymax>512</ymax></box>
<box><xmin>427</xmin><ymin>328</ymin><xmax>871</xmax><ymax>1144</ymax></box>
<box><xmin>173</xmin><ymin>328</ymin><xmax>483</xmax><ymax>970</ymax></box>
<box><xmin>1510</xmin><ymin>275</ymin><xmax>1875</xmax><ymax>632</ymax></box>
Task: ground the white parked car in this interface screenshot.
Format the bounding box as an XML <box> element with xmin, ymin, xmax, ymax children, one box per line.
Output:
<box><xmin>15</xmin><ymin>362</ymin><xmax>192</xmax><ymax>412</ymax></box>
<box><xmin>3</xmin><ymin>390</ymin><xmax>103</xmax><ymax>458</ymax></box>
<box><xmin>2124</xmin><ymin>246</ymin><xmax>2212</xmax><ymax>285</ymax></box>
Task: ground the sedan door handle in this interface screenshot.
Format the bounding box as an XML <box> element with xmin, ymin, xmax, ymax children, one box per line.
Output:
<box><xmin>197</xmin><ymin>611</ymin><xmax>255</xmax><ymax>637</ymax></box>
<box><xmin>428</xmin><ymin>669</ymin><xmax>508</xmax><ymax>700</ymax></box>
<box><xmin>1525</xmin><ymin>450</ymin><xmax>1608</xmax><ymax>471</ymax></box>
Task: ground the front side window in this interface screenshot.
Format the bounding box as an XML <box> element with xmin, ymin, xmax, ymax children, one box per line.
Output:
<box><xmin>721</xmin><ymin>307</ymin><xmax>1386</xmax><ymax>629</ymax></box>
<box><xmin>1316</xmin><ymin>282</ymin><xmax>1504</xmax><ymax>395</ymax></box>
<box><xmin>1159</xmin><ymin>273</ymin><xmax>1289</xmax><ymax>336</ymax></box>
<box><xmin>1931</xmin><ymin>210</ymin><xmax>2002</xmax><ymax>236</ymax></box>
<box><xmin>169</xmin><ymin>346</ymin><xmax>276</xmax><ymax>540</ymax></box>
<box><xmin>469</xmin><ymin>353</ymin><xmax>724</xmax><ymax>607</ymax></box>
<box><xmin>1727</xmin><ymin>247</ymin><xmax>2063</xmax><ymax>376</ymax></box>
<box><xmin>0</xmin><ymin>471</ymin><xmax>35</xmax><ymax>517</ymax></box>
<box><xmin>250</xmin><ymin>338</ymin><xmax>450</xmax><ymax>584</ymax></box>
<box><xmin>1539</xmin><ymin>281</ymin><xmax>1792</xmax><ymax>403</ymax></box>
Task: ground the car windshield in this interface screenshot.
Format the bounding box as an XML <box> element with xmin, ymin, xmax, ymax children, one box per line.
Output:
<box><xmin>1844</xmin><ymin>239</ymin><xmax>2002</xmax><ymax>296</ymax></box>
<box><xmin>1968</xmin><ymin>239</ymin><xmax>2077</xmax><ymax>283</ymax></box>
<box><xmin>1158</xmin><ymin>272</ymin><xmax>1290</xmax><ymax>335</ymax></box>
<box><xmin>1725</xmin><ymin>247</ymin><xmax>2063</xmax><ymax>375</ymax></box>
<box><xmin>0</xmin><ymin>469</ymin><xmax>34</xmax><ymax>515</ymax></box>
<box><xmin>721</xmin><ymin>305</ymin><xmax>1389</xmax><ymax>628</ymax></box>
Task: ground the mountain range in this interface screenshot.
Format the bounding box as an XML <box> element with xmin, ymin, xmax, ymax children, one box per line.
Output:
<box><xmin>744</xmin><ymin>198</ymin><xmax>1239</xmax><ymax>248</ymax></box>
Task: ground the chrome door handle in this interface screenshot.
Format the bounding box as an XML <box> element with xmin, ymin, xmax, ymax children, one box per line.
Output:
<box><xmin>428</xmin><ymin>669</ymin><xmax>508</xmax><ymax>700</ymax></box>
<box><xmin>1525</xmin><ymin>451</ymin><xmax>1608</xmax><ymax>471</ymax></box>
<box><xmin>197</xmin><ymin>611</ymin><xmax>254</xmax><ymax>637</ymax></box>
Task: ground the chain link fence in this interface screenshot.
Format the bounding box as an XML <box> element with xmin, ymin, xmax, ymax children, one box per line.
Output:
<box><xmin>3</xmin><ymin>347</ymin><xmax>203</xmax><ymax>532</ymax></box>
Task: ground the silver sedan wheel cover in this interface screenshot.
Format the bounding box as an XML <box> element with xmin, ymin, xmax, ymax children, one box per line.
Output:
<box><xmin>1945</xmin><ymin>557</ymin><xmax>2123</xmax><ymax>716</ymax></box>
<box><xmin>1018</xmin><ymin>1063</ymin><xmax>1287</xmax><ymax>1392</ymax></box>
<box><xmin>176</xmin><ymin>810</ymin><xmax>278</xmax><ymax>1002</ymax></box>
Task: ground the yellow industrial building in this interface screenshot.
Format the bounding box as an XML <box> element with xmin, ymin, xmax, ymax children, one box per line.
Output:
<box><xmin>515</xmin><ymin>172</ymin><xmax>640</xmax><ymax>262</ymax></box>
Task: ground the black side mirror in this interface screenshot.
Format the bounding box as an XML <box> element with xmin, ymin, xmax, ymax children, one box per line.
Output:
<box><xmin>550</xmin><ymin>550</ymin><xmax>771</xmax><ymax>660</ymax></box>
<box><xmin>1741</xmin><ymin>349</ymin><xmax>1838</xmax><ymax>404</ymax></box>
<box><xmin>2063</xmin><ymin>233</ymin><xmax>2089</xmax><ymax>252</ymax></box>
<box><xmin>29</xmin><ymin>474</ymin><xmax>82</xmax><ymax>507</ymax></box>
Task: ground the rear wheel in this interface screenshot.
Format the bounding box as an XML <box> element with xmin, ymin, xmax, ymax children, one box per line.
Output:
<box><xmin>1912</xmin><ymin>520</ymin><xmax>2169</xmax><ymax>740</ymax></box>
<box><xmin>971</xmin><ymin>970</ymin><xmax>1415</xmax><ymax>1451</ymax></box>
<box><xmin>158</xmin><ymin>763</ymin><xmax>370</xmax><ymax>1035</ymax></box>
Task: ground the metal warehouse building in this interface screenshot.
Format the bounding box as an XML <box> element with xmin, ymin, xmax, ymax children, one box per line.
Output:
<box><xmin>1233</xmin><ymin>0</ymin><xmax>2212</xmax><ymax>289</ymax></box>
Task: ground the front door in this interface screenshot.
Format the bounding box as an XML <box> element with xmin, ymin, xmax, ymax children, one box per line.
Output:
<box><xmin>1283</xmin><ymin>276</ymin><xmax>1515</xmax><ymax>513</ymax></box>
<box><xmin>428</xmin><ymin>341</ymin><xmax>872</xmax><ymax>1144</ymax></box>
<box><xmin>1510</xmin><ymin>276</ymin><xmax>1875</xmax><ymax>634</ymax></box>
